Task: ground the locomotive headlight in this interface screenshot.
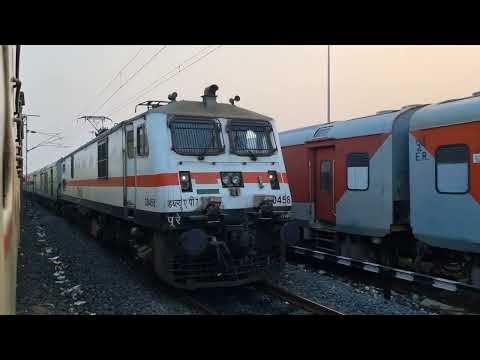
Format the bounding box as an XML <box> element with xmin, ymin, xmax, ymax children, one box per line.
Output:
<box><xmin>220</xmin><ymin>172</ymin><xmax>243</xmax><ymax>187</ymax></box>
<box><xmin>179</xmin><ymin>171</ymin><xmax>192</xmax><ymax>192</ymax></box>
<box><xmin>231</xmin><ymin>174</ymin><xmax>241</xmax><ymax>186</ymax></box>
<box><xmin>221</xmin><ymin>174</ymin><xmax>231</xmax><ymax>186</ymax></box>
<box><xmin>268</xmin><ymin>170</ymin><xmax>280</xmax><ymax>190</ymax></box>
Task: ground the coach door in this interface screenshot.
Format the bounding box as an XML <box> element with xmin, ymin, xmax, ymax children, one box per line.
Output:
<box><xmin>314</xmin><ymin>146</ymin><xmax>336</xmax><ymax>224</ymax></box>
<box><xmin>124</xmin><ymin>123</ymin><xmax>136</xmax><ymax>216</ymax></box>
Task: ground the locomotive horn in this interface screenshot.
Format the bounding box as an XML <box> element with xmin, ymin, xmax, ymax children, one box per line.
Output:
<box><xmin>168</xmin><ymin>92</ymin><xmax>178</xmax><ymax>101</ymax></box>
<box><xmin>229</xmin><ymin>95</ymin><xmax>240</xmax><ymax>105</ymax></box>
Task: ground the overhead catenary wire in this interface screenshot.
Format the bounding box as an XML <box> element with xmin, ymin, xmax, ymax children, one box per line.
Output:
<box><xmin>107</xmin><ymin>45</ymin><xmax>222</xmax><ymax>117</ymax></box>
<box><xmin>28</xmin><ymin>133</ymin><xmax>64</xmax><ymax>152</ymax></box>
<box><xmin>93</xmin><ymin>45</ymin><xmax>168</xmax><ymax>114</ymax></box>
<box><xmin>28</xmin><ymin>130</ymin><xmax>60</xmax><ymax>136</ymax></box>
<box><xmin>105</xmin><ymin>46</ymin><xmax>213</xmax><ymax>116</ymax></box>
<box><xmin>78</xmin><ymin>46</ymin><xmax>144</xmax><ymax>117</ymax></box>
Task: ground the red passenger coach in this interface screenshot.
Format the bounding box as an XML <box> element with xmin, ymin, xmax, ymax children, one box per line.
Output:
<box><xmin>281</xmin><ymin>93</ymin><xmax>480</xmax><ymax>286</ymax></box>
<box><xmin>280</xmin><ymin>106</ymin><xmax>421</xmax><ymax>260</ymax></box>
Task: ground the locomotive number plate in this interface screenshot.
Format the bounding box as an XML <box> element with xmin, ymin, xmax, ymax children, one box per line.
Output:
<box><xmin>273</xmin><ymin>194</ymin><xmax>291</xmax><ymax>205</ymax></box>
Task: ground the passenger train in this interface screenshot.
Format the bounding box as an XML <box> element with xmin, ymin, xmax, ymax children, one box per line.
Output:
<box><xmin>280</xmin><ymin>92</ymin><xmax>480</xmax><ymax>286</ymax></box>
<box><xmin>26</xmin><ymin>85</ymin><xmax>293</xmax><ymax>289</ymax></box>
<box><xmin>0</xmin><ymin>45</ymin><xmax>24</xmax><ymax>315</ymax></box>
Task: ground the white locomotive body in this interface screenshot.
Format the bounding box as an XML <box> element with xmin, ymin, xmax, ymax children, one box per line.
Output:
<box><xmin>27</xmin><ymin>85</ymin><xmax>294</xmax><ymax>289</ymax></box>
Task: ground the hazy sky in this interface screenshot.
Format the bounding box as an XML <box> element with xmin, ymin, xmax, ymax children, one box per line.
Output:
<box><xmin>21</xmin><ymin>45</ymin><xmax>480</xmax><ymax>171</ymax></box>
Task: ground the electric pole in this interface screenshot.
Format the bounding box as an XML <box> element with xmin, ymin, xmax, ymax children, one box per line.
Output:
<box><xmin>22</xmin><ymin>114</ymin><xmax>40</xmax><ymax>179</ymax></box>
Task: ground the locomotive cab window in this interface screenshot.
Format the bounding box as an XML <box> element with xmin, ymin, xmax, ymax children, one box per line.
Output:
<box><xmin>137</xmin><ymin>124</ymin><xmax>148</xmax><ymax>157</ymax></box>
<box><xmin>320</xmin><ymin>160</ymin><xmax>332</xmax><ymax>192</ymax></box>
<box><xmin>98</xmin><ymin>139</ymin><xmax>108</xmax><ymax>179</ymax></box>
<box><xmin>170</xmin><ymin>117</ymin><xmax>224</xmax><ymax>156</ymax></box>
<box><xmin>127</xmin><ymin>130</ymin><xmax>134</xmax><ymax>158</ymax></box>
<box><xmin>436</xmin><ymin>144</ymin><xmax>469</xmax><ymax>194</ymax></box>
<box><xmin>228</xmin><ymin>119</ymin><xmax>277</xmax><ymax>157</ymax></box>
<box><xmin>347</xmin><ymin>152</ymin><xmax>369</xmax><ymax>191</ymax></box>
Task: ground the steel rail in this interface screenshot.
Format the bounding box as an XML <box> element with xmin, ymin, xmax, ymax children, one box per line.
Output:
<box><xmin>259</xmin><ymin>282</ymin><xmax>344</xmax><ymax>315</ymax></box>
<box><xmin>289</xmin><ymin>245</ymin><xmax>480</xmax><ymax>297</ymax></box>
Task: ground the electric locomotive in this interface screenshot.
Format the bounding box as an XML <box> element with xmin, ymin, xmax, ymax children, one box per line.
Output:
<box><xmin>26</xmin><ymin>85</ymin><xmax>294</xmax><ymax>289</ymax></box>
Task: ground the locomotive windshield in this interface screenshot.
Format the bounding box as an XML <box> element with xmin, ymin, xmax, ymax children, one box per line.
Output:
<box><xmin>228</xmin><ymin>119</ymin><xmax>277</xmax><ymax>157</ymax></box>
<box><xmin>170</xmin><ymin>117</ymin><xmax>224</xmax><ymax>156</ymax></box>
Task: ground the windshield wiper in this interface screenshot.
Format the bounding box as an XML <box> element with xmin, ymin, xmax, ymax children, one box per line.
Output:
<box><xmin>233</xmin><ymin>133</ymin><xmax>257</xmax><ymax>161</ymax></box>
<box><xmin>197</xmin><ymin>131</ymin><xmax>217</xmax><ymax>160</ymax></box>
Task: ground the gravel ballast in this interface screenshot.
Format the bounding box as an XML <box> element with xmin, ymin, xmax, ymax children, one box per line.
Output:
<box><xmin>17</xmin><ymin>199</ymin><xmax>192</xmax><ymax>315</ymax></box>
<box><xmin>18</xmin><ymin>199</ymin><xmax>437</xmax><ymax>315</ymax></box>
<box><xmin>276</xmin><ymin>264</ymin><xmax>436</xmax><ymax>315</ymax></box>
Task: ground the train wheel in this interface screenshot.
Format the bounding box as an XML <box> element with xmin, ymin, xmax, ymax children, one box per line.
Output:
<box><xmin>90</xmin><ymin>216</ymin><xmax>102</xmax><ymax>241</ymax></box>
<box><xmin>112</xmin><ymin>220</ymin><xmax>130</xmax><ymax>251</ymax></box>
<box><xmin>335</xmin><ymin>234</ymin><xmax>350</xmax><ymax>257</ymax></box>
<box><xmin>98</xmin><ymin>216</ymin><xmax>115</xmax><ymax>247</ymax></box>
<box><xmin>471</xmin><ymin>256</ymin><xmax>480</xmax><ymax>287</ymax></box>
<box><xmin>152</xmin><ymin>231</ymin><xmax>173</xmax><ymax>283</ymax></box>
<box><xmin>380</xmin><ymin>246</ymin><xmax>395</xmax><ymax>267</ymax></box>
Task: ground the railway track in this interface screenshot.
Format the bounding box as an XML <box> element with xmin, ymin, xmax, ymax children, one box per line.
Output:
<box><xmin>178</xmin><ymin>292</ymin><xmax>218</xmax><ymax>315</ymax></box>
<box><xmin>289</xmin><ymin>244</ymin><xmax>480</xmax><ymax>312</ymax></box>
<box><xmin>257</xmin><ymin>282</ymin><xmax>344</xmax><ymax>315</ymax></box>
<box><xmin>160</xmin><ymin>280</ymin><xmax>344</xmax><ymax>315</ymax></box>
<box><xmin>28</xmin><ymin>200</ymin><xmax>343</xmax><ymax>315</ymax></box>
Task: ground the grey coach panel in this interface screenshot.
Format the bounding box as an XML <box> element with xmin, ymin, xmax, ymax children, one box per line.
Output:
<box><xmin>409</xmin><ymin>134</ymin><xmax>480</xmax><ymax>253</ymax></box>
<box><xmin>325</xmin><ymin>111</ymin><xmax>399</xmax><ymax>140</ymax></box>
<box><xmin>336</xmin><ymin>136</ymin><xmax>394</xmax><ymax>237</ymax></box>
<box><xmin>391</xmin><ymin>106</ymin><xmax>425</xmax><ymax>202</ymax></box>
<box><xmin>279</xmin><ymin>124</ymin><xmax>322</xmax><ymax>147</ymax></box>
<box><xmin>280</xmin><ymin>110</ymin><xmax>402</xmax><ymax>148</ymax></box>
<box><xmin>411</xmin><ymin>95</ymin><xmax>480</xmax><ymax>131</ymax></box>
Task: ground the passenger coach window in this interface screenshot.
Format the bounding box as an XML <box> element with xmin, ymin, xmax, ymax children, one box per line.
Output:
<box><xmin>170</xmin><ymin>118</ymin><xmax>224</xmax><ymax>156</ymax></box>
<box><xmin>98</xmin><ymin>139</ymin><xmax>108</xmax><ymax>179</ymax></box>
<box><xmin>127</xmin><ymin>130</ymin><xmax>134</xmax><ymax>158</ymax></box>
<box><xmin>70</xmin><ymin>156</ymin><xmax>74</xmax><ymax>178</ymax></box>
<box><xmin>347</xmin><ymin>152</ymin><xmax>369</xmax><ymax>191</ymax></box>
<box><xmin>320</xmin><ymin>160</ymin><xmax>332</xmax><ymax>192</ymax></box>
<box><xmin>436</xmin><ymin>144</ymin><xmax>469</xmax><ymax>194</ymax></box>
<box><xmin>137</xmin><ymin>125</ymin><xmax>148</xmax><ymax>157</ymax></box>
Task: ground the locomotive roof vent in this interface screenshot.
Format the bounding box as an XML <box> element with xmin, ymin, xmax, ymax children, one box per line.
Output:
<box><xmin>472</xmin><ymin>91</ymin><xmax>480</xmax><ymax>97</ymax></box>
<box><xmin>401</xmin><ymin>104</ymin><xmax>423</xmax><ymax>110</ymax></box>
<box><xmin>376</xmin><ymin>109</ymin><xmax>398</xmax><ymax>115</ymax></box>
<box><xmin>202</xmin><ymin>84</ymin><xmax>219</xmax><ymax>108</ymax></box>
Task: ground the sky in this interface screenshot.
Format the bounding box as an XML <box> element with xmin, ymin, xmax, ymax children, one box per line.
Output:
<box><xmin>21</xmin><ymin>45</ymin><xmax>480</xmax><ymax>172</ymax></box>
